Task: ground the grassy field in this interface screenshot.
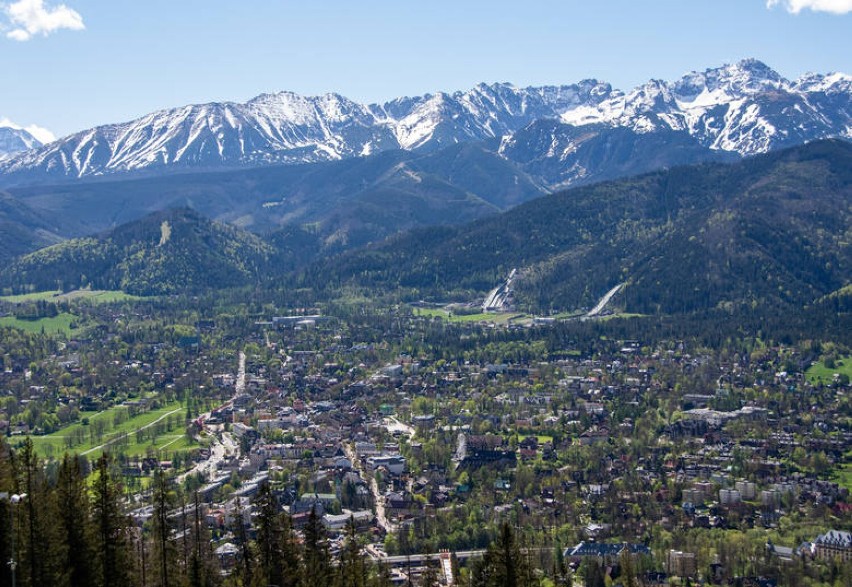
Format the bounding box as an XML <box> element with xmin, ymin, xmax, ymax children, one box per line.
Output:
<box><xmin>120</xmin><ymin>433</ymin><xmax>199</xmax><ymax>457</ymax></box>
<box><xmin>0</xmin><ymin>289</ymin><xmax>142</xmax><ymax>304</ymax></box>
<box><xmin>596</xmin><ymin>312</ymin><xmax>646</xmax><ymax>321</ymax></box>
<box><xmin>413</xmin><ymin>307</ymin><xmax>527</xmax><ymax>324</ymax></box>
<box><xmin>25</xmin><ymin>400</ymin><xmax>190</xmax><ymax>457</ymax></box>
<box><xmin>806</xmin><ymin>357</ymin><xmax>852</xmax><ymax>384</ymax></box>
<box><xmin>0</xmin><ymin>290</ymin><xmax>63</xmax><ymax>303</ymax></box>
<box><xmin>0</xmin><ymin>313</ymin><xmax>78</xmax><ymax>335</ymax></box>
<box><xmin>518</xmin><ymin>434</ymin><xmax>554</xmax><ymax>444</ymax></box>
<box><xmin>832</xmin><ymin>462</ymin><xmax>852</xmax><ymax>493</ymax></box>
<box><xmin>550</xmin><ymin>311</ymin><xmax>585</xmax><ymax>319</ymax></box>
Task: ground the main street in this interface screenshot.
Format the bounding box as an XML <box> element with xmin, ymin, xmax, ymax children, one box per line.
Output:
<box><xmin>344</xmin><ymin>442</ymin><xmax>396</xmax><ymax>534</ymax></box>
<box><xmin>177</xmin><ymin>351</ymin><xmax>245</xmax><ymax>483</ymax></box>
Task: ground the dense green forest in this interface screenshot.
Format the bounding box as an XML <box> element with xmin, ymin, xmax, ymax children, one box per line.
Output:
<box><xmin>304</xmin><ymin>140</ymin><xmax>851</xmax><ymax>315</ymax></box>
<box><xmin>0</xmin><ymin>208</ymin><xmax>273</xmax><ymax>295</ymax></box>
<box><xmin>2</xmin><ymin>141</ymin><xmax>849</xmax><ymax>324</ymax></box>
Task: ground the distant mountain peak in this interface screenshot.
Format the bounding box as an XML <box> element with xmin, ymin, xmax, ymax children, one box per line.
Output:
<box><xmin>1</xmin><ymin>59</ymin><xmax>849</xmax><ymax>186</ymax></box>
<box><xmin>0</xmin><ymin>123</ymin><xmax>44</xmax><ymax>161</ymax></box>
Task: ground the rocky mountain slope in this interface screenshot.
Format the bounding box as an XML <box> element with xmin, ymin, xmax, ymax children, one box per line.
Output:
<box><xmin>1</xmin><ymin>60</ymin><xmax>848</xmax><ymax>187</ymax></box>
<box><xmin>0</xmin><ymin>125</ymin><xmax>42</xmax><ymax>161</ymax></box>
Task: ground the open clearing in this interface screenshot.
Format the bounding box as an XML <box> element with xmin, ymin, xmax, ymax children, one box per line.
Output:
<box><xmin>24</xmin><ymin>400</ymin><xmax>197</xmax><ymax>458</ymax></box>
<box><xmin>806</xmin><ymin>357</ymin><xmax>852</xmax><ymax>384</ymax></box>
<box><xmin>0</xmin><ymin>313</ymin><xmax>78</xmax><ymax>335</ymax></box>
<box><xmin>413</xmin><ymin>307</ymin><xmax>527</xmax><ymax>324</ymax></box>
<box><xmin>0</xmin><ymin>289</ymin><xmax>142</xmax><ymax>304</ymax></box>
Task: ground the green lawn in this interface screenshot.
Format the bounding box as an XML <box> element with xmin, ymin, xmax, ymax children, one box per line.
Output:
<box><xmin>0</xmin><ymin>290</ymin><xmax>63</xmax><ymax>303</ymax></box>
<box><xmin>0</xmin><ymin>289</ymin><xmax>142</xmax><ymax>304</ymax></box>
<box><xmin>832</xmin><ymin>462</ymin><xmax>852</xmax><ymax>493</ymax></box>
<box><xmin>0</xmin><ymin>313</ymin><xmax>78</xmax><ymax>335</ymax></box>
<box><xmin>806</xmin><ymin>357</ymin><xmax>852</xmax><ymax>384</ymax></box>
<box><xmin>413</xmin><ymin>307</ymin><xmax>527</xmax><ymax>324</ymax></box>
<box><xmin>518</xmin><ymin>434</ymin><xmax>554</xmax><ymax>444</ymax></box>
<box><xmin>550</xmin><ymin>311</ymin><xmax>585</xmax><ymax>319</ymax></box>
<box><xmin>26</xmin><ymin>400</ymin><xmax>186</xmax><ymax>457</ymax></box>
<box><xmin>117</xmin><ymin>433</ymin><xmax>200</xmax><ymax>458</ymax></box>
<box><xmin>596</xmin><ymin>312</ymin><xmax>646</xmax><ymax>321</ymax></box>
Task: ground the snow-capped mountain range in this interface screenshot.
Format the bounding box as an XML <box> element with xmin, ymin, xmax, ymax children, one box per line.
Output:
<box><xmin>1</xmin><ymin>59</ymin><xmax>849</xmax><ymax>186</ymax></box>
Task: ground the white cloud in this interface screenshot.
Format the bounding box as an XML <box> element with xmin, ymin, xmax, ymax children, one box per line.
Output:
<box><xmin>0</xmin><ymin>117</ymin><xmax>56</xmax><ymax>143</ymax></box>
<box><xmin>766</xmin><ymin>0</ymin><xmax>852</xmax><ymax>13</ymax></box>
<box><xmin>4</xmin><ymin>0</ymin><xmax>84</xmax><ymax>41</ymax></box>
<box><xmin>22</xmin><ymin>123</ymin><xmax>55</xmax><ymax>143</ymax></box>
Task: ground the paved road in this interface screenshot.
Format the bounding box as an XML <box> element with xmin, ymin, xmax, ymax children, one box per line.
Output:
<box><xmin>345</xmin><ymin>443</ymin><xmax>396</xmax><ymax>534</ymax></box>
<box><xmin>378</xmin><ymin>550</ymin><xmax>486</xmax><ymax>565</ymax></box>
<box><xmin>177</xmin><ymin>351</ymin><xmax>245</xmax><ymax>483</ymax></box>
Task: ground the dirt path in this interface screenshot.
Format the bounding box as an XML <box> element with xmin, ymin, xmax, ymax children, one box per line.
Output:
<box><xmin>81</xmin><ymin>407</ymin><xmax>183</xmax><ymax>456</ymax></box>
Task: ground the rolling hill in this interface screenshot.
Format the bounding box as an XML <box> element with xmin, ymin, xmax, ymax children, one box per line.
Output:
<box><xmin>0</xmin><ymin>208</ymin><xmax>273</xmax><ymax>295</ymax></box>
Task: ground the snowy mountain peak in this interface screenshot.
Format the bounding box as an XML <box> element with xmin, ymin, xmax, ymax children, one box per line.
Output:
<box><xmin>1</xmin><ymin>60</ymin><xmax>849</xmax><ymax>185</ymax></box>
<box><xmin>794</xmin><ymin>71</ymin><xmax>852</xmax><ymax>94</ymax></box>
<box><xmin>0</xmin><ymin>124</ymin><xmax>44</xmax><ymax>161</ymax></box>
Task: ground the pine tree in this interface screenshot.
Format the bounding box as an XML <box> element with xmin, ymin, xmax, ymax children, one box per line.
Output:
<box><xmin>302</xmin><ymin>505</ymin><xmax>333</xmax><ymax>587</ymax></box>
<box><xmin>419</xmin><ymin>555</ymin><xmax>439</xmax><ymax>587</ymax></box>
<box><xmin>372</xmin><ymin>562</ymin><xmax>393</xmax><ymax>587</ymax></box>
<box><xmin>0</xmin><ymin>439</ymin><xmax>16</xmax><ymax>587</ymax></box>
<box><xmin>553</xmin><ymin>540</ymin><xmax>571</xmax><ymax>586</ymax></box>
<box><xmin>619</xmin><ymin>548</ymin><xmax>638</xmax><ymax>587</ymax></box>
<box><xmin>582</xmin><ymin>559</ymin><xmax>606</xmax><ymax>587</ymax></box>
<box><xmin>232</xmin><ymin>497</ymin><xmax>253</xmax><ymax>587</ymax></box>
<box><xmin>336</xmin><ymin>517</ymin><xmax>367</xmax><ymax>587</ymax></box>
<box><xmin>92</xmin><ymin>453</ymin><xmax>135</xmax><ymax>587</ymax></box>
<box><xmin>150</xmin><ymin>468</ymin><xmax>180</xmax><ymax>587</ymax></box>
<box><xmin>15</xmin><ymin>438</ymin><xmax>62</xmax><ymax>587</ymax></box>
<box><xmin>472</xmin><ymin>523</ymin><xmax>531</xmax><ymax>587</ymax></box>
<box><xmin>56</xmin><ymin>453</ymin><xmax>96</xmax><ymax>587</ymax></box>
<box><xmin>252</xmin><ymin>481</ymin><xmax>299</xmax><ymax>587</ymax></box>
<box><xmin>188</xmin><ymin>492</ymin><xmax>220</xmax><ymax>587</ymax></box>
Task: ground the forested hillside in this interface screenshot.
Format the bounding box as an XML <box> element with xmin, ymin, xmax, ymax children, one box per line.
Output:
<box><xmin>0</xmin><ymin>208</ymin><xmax>273</xmax><ymax>295</ymax></box>
<box><xmin>304</xmin><ymin>140</ymin><xmax>852</xmax><ymax>315</ymax></box>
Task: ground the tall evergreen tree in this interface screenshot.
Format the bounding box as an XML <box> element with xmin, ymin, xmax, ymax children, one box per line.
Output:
<box><xmin>188</xmin><ymin>492</ymin><xmax>220</xmax><ymax>587</ymax></box>
<box><xmin>56</xmin><ymin>453</ymin><xmax>95</xmax><ymax>587</ymax></box>
<box><xmin>336</xmin><ymin>517</ymin><xmax>367</xmax><ymax>587</ymax></box>
<box><xmin>372</xmin><ymin>562</ymin><xmax>393</xmax><ymax>587</ymax></box>
<box><xmin>582</xmin><ymin>559</ymin><xmax>606</xmax><ymax>587</ymax></box>
<box><xmin>150</xmin><ymin>468</ymin><xmax>180</xmax><ymax>587</ymax></box>
<box><xmin>14</xmin><ymin>438</ymin><xmax>61</xmax><ymax>587</ymax></box>
<box><xmin>0</xmin><ymin>439</ymin><xmax>16</xmax><ymax>587</ymax></box>
<box><xmin>619</xmin><ymin>548</ymin><xmax>638</xmax><ymax>587</ymax></box>
<box><xmin>252</xmin><ymin>481</ymin><xmax>299</xmax><ymax>587</ymax></box>
<box><xmin>302</xmin><ymin>506</ymin><xmax>333</xmax><ymax>587</ymax></box>
<box><xmin>232</xmin><ymin>497</ymin><xmax>253</xmax><ymax>587</ymax></box>
<box><xmin>419</xmin><ymin>555</ymin><xmax>439</xmax><ymax>587</ymax></box>
<box><xmin>92</xmin><ymin>453</ymin><xmax>135</xmax><ymax>587</ymax></box>
<box><xmin>471</xmin><ymin>523</ymin><xmax>531</xmax><ymax>587</ymax></box>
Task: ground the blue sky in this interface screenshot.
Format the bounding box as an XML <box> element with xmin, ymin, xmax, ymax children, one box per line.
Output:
<box><xmin>2</xmin><ymin>0</ymin><xmax>851</xmax><ymax>139</ymax></box>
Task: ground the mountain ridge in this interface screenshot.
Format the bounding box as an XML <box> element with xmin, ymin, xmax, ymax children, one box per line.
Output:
<box><xmin>2</xmin><ymin>59</ymin><xmax>849</xmax><ymax>187</ymax></box>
